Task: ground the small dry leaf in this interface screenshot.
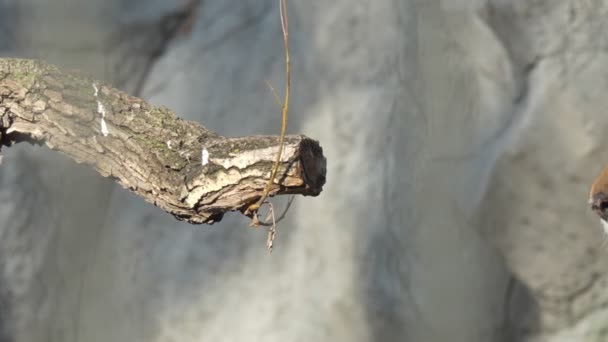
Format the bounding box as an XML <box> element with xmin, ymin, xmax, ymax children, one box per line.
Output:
<box><xmin>266</xmin><ymin>228</ymin><xmax>276</xmax><ymax>253</ymax></box>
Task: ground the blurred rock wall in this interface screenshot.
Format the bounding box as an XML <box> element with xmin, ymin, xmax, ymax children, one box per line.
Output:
<box><xmin>0</xmin><ymin>0</ymin><xmax>606</xmax><ymax>341</ymax></box>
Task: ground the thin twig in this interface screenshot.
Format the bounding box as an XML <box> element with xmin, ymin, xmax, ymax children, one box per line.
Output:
<box><xmin>257</xmin><ymin>195</ymin><xmax>295</xmax><ymax>227</ymax></box>
<box><xmin>247</xmin><ymin>0</ymin><xmax>289</xmax><ymax>216</ymax></box>
<box><xmin>264</xmin><ymin>202</ymin><xmax>277</xmax><ymax>252</ymax></box>
<box><xmin>264</xmin><ymin>79</ymin><xmax>283</xmax><ymax>108</ymax></box>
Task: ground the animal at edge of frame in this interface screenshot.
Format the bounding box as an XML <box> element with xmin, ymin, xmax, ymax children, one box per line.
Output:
<box><xmin>589</xmin><ymin>164</ymin><xmax>608</xmax><ymax>240</ymax></box>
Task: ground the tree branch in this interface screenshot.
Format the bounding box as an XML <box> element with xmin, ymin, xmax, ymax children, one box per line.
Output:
<box><xmin>0</xmin><ymin>58</ymin><xmax>326</xmax><ymax>224</ymax></box>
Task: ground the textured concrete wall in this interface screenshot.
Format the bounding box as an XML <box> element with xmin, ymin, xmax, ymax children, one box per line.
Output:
<box><xmin>0</xmin><ymin>1</ymin><xmax>607</xmax><ymax>341</ymax></box>
<box><xmin>482</xmin><ymin>1</ymin><xmax>608</xmax><ymax>340</ymax></box>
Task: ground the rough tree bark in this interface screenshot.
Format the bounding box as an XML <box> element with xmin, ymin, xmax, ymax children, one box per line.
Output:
<box><xmin>0</xmin><ymin>58</ymin><xmax>326</xmax><ymax>224</ymax></box>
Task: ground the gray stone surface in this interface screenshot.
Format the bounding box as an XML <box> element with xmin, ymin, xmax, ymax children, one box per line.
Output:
<box><xmin>0</xmin><ymin>0</ymin><xmax>606</xmax><ymax>341</ymax></box>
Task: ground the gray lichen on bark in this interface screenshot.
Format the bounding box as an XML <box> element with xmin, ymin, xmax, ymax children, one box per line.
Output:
<box><xmin>0</xmin><ymin>58</ymin><xmax>326</xmax><ymax>224</ymax></box>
